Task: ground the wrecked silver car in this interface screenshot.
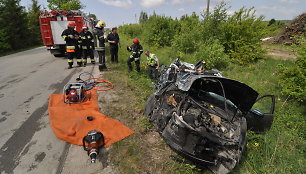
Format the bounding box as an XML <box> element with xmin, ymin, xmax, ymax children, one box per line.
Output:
<box><xmin>144</xmin><ymin>59</ymin><xmax>275</xmax><ymax>174</ymax></box>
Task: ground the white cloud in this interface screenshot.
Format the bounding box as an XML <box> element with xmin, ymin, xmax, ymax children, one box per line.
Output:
<box><xmin>140</xmin><ymin>0</ymin><xmax>166</xmax><ymax>8</ymax></box>
<box><xmin>260</xmin><ymin>5</ymin><xmax>296</xmax><ymax>15</ymax></box>
<box><xmin>172</xmin><ymin>0</ymin><xmax>196</xmax><ymax>5</ymax></box>
<box><xmin>200</xmin><ymin>5</ymin><xmax>213</xmax><ymax>12</ymax></box>
<box><xmin>172</xmin><ymin>0</ymin><xmax>232</xmax><ymax>5</ymax></box>
<box><xmin>279</xmin><ymin>0</ymin><xmax>298</xmax><ymax>3</ymax></box>
<box><xmin>98</xmin><ymin>0</ymin><xmax>133</xmax><ymax>8</ymax></box>
<box><xmin>258</xmin><ymin>5</ymin><xmax>299</xmax><ymax>20</ymax></box>
<box><xmin>227</xmin><ymin>10</ymin><xmax>235</xmax><ymax>15</ymax></box>
<box><xmin>178</xmin><ymin>8</ymin><xmax>185</xmax><ymax>12</ymax></box>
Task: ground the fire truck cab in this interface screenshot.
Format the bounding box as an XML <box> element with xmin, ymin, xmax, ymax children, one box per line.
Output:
<box><xmin>39</xmin><ymin>10</ymin><xmax>95</xmax><ymax>57</ymax></box>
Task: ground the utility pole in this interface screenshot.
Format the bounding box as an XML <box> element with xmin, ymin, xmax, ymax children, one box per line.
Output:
<box><xmin>206</xmin><ymin>0</ymin><xmax>210</xmax><ymax>17</ymax></box>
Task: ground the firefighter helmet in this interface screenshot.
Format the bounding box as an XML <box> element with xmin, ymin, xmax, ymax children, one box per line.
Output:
<box><xmin>68</xmin><ymin>22</ymin><xmax>76</xmax><ymax>28</ymax></box>
<box><xmin>96</xmin><ymin>20</ymin><xmax>106</xmax><ymax>28</ymax></box>
<box><xmin>82</xmin><ymin>24</ymin><xmax>89</xmax><ymax>30</ymax></box>
<box><xmin>133</xmin><ymin>38</ymin><xmax>140</xmax><ymax>44</ymax></box>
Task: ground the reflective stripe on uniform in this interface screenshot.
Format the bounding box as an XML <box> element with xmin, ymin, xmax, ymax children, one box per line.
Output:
<box><xmin>97</xmin><ymin>38</ymin><xmax>100</xmax><ymax>48</ymax></box>
<box><xmin>62</xmin><ymin>36</ymin><xmax>67</xmax><ymax>40</ymax></box>
<box><xmin>95</xmin><ymin>47</ymin><xmax>105</xmax><ymax>51</ymax></box>
<box><xmin>81</xmin><ymin>36</ymin><xmax>86</xmax><ymax>39</ymax></box>
<box><xmin>147</xmin><ymin>54</ymin><xmax>157</xmax><ymax>66</ymax></box>
<box><xmin>82</xmin><ymin>46</ymin><xmax>88</xmax><ymax>49</ymax></box>
<box><xmin>66</xmin><ymin>49</ymin><xmax>75</xmax><ymax>52</ymax></box>
<box><xmin>66</xmin><ymin>46</ymin><xmax>75</xmax><ymax>49</ymax></box>
<box><xmin>67</xmin><ymin>60</ymin><xmax>73</xmax><ymax>62</ymax></box>
<box><xmin>77</xmin><ymin>60</ymin><xmax>82</xmax><ymax>62</ymax></box>
<box><xmin>82</xmin><ymin>59</ymin><xmax>87</xmax><ymax>62</ymax></box>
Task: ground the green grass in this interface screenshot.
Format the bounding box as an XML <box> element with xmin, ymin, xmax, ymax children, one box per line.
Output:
<box><xmin>104</xmin><ymin>34</ymin><xmax>305</xmax><ymax>174</ymax></box>
<box><xmin>223</xmin><ymin>59</ymin><xmax>305</xmax><ymax>174</ymax></box>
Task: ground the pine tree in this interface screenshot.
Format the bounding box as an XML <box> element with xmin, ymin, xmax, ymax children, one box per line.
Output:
<box><xmin>0</xmin><ymin>0</ymin><xmax>30</xmax><ymax>49</ymax></box>
<box><xmin>139</xmin><ymin>11</ymin><xmax>148</xmax><ymax>24</ymax></box>
<box><xmin>0</xmin><ymin>1</ymin><xmax>11</xmax><ymax>51</ymax></box>
<box><xmin>27</xmin><ymin>0</ymin><xmax>41</xmax><ymax>45</ymax></box>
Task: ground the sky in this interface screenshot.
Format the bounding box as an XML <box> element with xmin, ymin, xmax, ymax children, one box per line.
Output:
<box><xmin>20</xmin><ymin>0</ymin><xmax>306</xmax><ymax>27</ymax></box>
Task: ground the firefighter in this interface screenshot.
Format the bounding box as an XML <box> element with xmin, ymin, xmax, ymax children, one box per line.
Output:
<box><xmin>61</xmin><ymin>21</ymin><xmax>81</xmax><ymax>69</ymax></box>
<box><xmin>80</xmin><ymin>24</ymin><xmax>95</xmax><ymax>66</ymax></box>
<box><xmin>127</xmin><ymin>38</ymin><xmax>143</xmax><ymax>72</ymax></box>
<box><xmin>93</xmin><ymin>20</ymin><xmax>107</xmax><ymax>71</ymax></box>
<box><xmin>145</xmin><ymin>51</ymin><xmax>160</xmax><ymax>80</ymax></box>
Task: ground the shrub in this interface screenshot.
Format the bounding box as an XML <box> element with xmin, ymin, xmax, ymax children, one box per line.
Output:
<box><xmin>192</xmin><ymin>39</ymin><xmax>229</xmax><ymax>69</ymax></box>
<box><xmin>172</xmin><ymin>13</ymin><xmax>201</xmax><ymax>54</ymax></box>
<box><xmin>221</xmin><ymin>7</ymin><xmax>266</xmax><ymax>64</ymax></box>
<box><xmin>119</xmin><ymin>24</ymin><xmax>143</xmax><ymax>39</ymax></box>
<box><xmin>0</xmin><ymin>29</ymin><xmax>11</xmax><ymax>51</ymax></box>
<box><xmin>278</xmin><ymin>37</ymin><xmax>306</xmax><ymax>102</ymax></box>
<box><xmin>142</xmin><ymin>15</ymin><xmax>178</xmax><ymax>47</ymax></box>
<box><xmin>200</xmin><ymin>2</ymin><xmax>228</xmax><ymax>41</ymax></box>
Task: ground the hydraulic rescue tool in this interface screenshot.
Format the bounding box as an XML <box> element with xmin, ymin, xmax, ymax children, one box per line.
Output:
<box><xmin>63</xmin><ymin>72</ymin><xmax>114</xmax><ymax>103</ymax></box>
<box><xmin>82</xmin><ymin>130</ymin><xmax>105</xmax><ymax>163</ymax></box>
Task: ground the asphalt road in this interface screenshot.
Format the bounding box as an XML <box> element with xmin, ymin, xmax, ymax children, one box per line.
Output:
<box><xmin>0</xmin><ymin>47</ymin><xmax>117</xmax><ymax>174</ymax></box>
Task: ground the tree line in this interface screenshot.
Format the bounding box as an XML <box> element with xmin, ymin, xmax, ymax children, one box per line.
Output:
<box><xmin>120</xmin><ymin>2</ymin><xmax>305</xmax><ymax>102</ymax></box>
<box><xmin>120</xmin><ymin>3</ymin><xmax>268</xmax><ymax>68</ymax></box>
<box><xmin>0</xmin><ymin>0</ymin><xmax>41</xmax><ymax>52</ymax></box>
<box><xmin>0</xmin><ymin>0</ymin><xmax>85</xmax><ymax>53</ymax></box>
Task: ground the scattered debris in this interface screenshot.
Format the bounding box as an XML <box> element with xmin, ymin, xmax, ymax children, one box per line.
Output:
<box><xmin>273</xmin><ymin>13</ymin><xmax>306</xmax><ymax>45</ymax></box>
<box><xmin>261</xmin><ymin>37</ymin><xmax>274</xmax><ymax>42</ymax></box>
<box><xmin>144</xmin><ymin>59</ymin><xmax>276</xmax><ymax>174</ymax></box>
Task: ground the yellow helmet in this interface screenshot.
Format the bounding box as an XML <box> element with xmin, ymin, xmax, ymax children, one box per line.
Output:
<box><xmin>96</xmin><ymin>20</ymin><xmax>106</xmax><ymax>28</ymax></box>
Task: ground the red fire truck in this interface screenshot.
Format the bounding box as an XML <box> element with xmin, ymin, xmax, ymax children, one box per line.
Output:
<box><xmin>39</xmin><ymin>10</ymin><xmax>95</xmax><ymax>57</ymax></box>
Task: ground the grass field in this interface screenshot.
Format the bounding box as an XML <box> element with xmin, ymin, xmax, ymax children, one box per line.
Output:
<box><xmin>102</xmin><ymin>34</ymin><xmax>305</xmax><ymax>174</ymax></box>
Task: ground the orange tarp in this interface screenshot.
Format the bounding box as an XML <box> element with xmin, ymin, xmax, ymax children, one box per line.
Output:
<box><xmin>48</xmin><ymin>91</ymin><xmax>134</xmax><ymax>147</ymax></box>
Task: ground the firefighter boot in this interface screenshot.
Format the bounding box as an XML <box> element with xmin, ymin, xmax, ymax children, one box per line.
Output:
<box><xmin>98</xmin><ymin>64</ymin><xmax>106</xmax><ymax>71</ymax></box>
<box><xmin>135</xmin><ymin>60</ymin><xmax>140</xmax><ymax>72</ymax></box>
<box><xmin>82</xmin><ymin>59</ymin><xmax>87</xmax><ymax>67</ymax></box>
<box><xmin>68</xmin><ymin>61</ymin><xmax>73</xmax><ymax>69</ymax></box>
<box><xmin>99</xmin><ymin>64</ymin><xmax>104</xmax><ymax>71</ymax></box>
<box><xmin>127</xmin><ymin>58</ymin><xmax>133</xmax><ymax>71</ymax></box>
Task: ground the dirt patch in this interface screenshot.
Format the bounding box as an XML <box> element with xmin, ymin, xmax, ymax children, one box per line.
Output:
<box><xmin>263</xmin><ymin>44</ymin><xmax>297</xmax><ymax>61</ymax></box>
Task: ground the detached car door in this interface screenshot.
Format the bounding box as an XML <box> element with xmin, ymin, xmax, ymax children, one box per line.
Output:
<box><xmin>246</xmin><ymin>95</ymin><xmax>276</xmax><ymax>133</ymax></box>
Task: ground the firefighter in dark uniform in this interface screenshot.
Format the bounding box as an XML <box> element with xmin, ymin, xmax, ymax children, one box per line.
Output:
<box><xmin>127</xmin><ymin>38</ymin><xmax>143</xmax><ymax>72</ymax></box>
<box><xmin>80</xmin><ymin>24</ymin><xmax>95</xmax><ymax>66</ymax></box>
<box><xmin>93</xmin><ymin>20</ymin><xmax>107</xmax><ymax>71</ymax></box>
<box><xmin>145</xmin><ymin>51</ymin><xmax>160</xmax><ymax>80</ymax></box>
<box><xmin>61</xmin><ymin>21</ymin><xmax>81</xmax><ymax>69</ymax></box>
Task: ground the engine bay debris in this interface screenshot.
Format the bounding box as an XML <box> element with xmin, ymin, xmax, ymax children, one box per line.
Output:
<box><xmin>144</xmin><ymin>59</ymin><xmax>275</xmax><ymax>174</ymax></box>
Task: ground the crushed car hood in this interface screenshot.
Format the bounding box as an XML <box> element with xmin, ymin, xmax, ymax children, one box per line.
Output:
<box><xmin>175</xmin><ymin>74</ymin><xmax>259</xmax><ymax>113</ymax></box>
